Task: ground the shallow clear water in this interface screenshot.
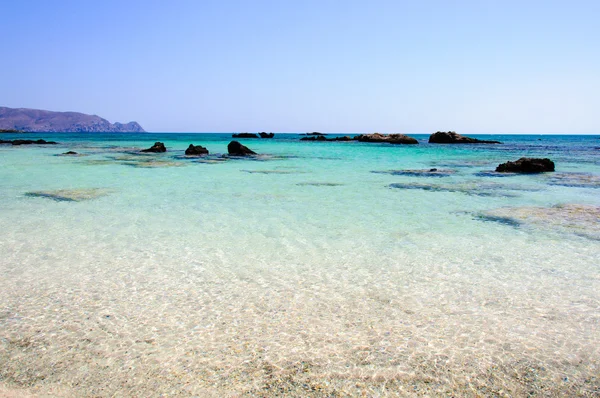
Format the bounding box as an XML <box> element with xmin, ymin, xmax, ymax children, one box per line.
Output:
<box><xmin>1</xmin><ymin>133</ymin><xmax>599</xmax><ymax>396</ymax></box>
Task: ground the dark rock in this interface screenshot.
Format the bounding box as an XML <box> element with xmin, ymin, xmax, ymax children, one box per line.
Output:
<box><xmin>496</xmin><ymin>158</ymin><xmax>555</xmax><ymax>173</ymax></box>
<box><xmin>301</xmin><ymin>135</ymin><xmax>327</xmax><ymax>141</ymax></box>
<box><xmin>305</xmin><ymin>132</ymin><xmax>327</xmax><ymax>136</ymax></box>
<box><xmin>141</xmin><ymin>142</ymin><xmax>166</xmax><ymax>153</ymax></box>
<box><xmin>228</xmin><ymin>141</ymin><xmax>256</xmax><ymax>156</ymax></box>
<box><xmin>259</xmin><ymin>132</ymin><xmax>275</xmax><ymax>138</ymax></box>
<box><xmin>0</xmin><ymin>139</ymin><xmax>58</xmax><ymax>145</ymax></box>
<box><xmin>185</xmin><ymin>144</ymin><xmax>209</xmax><ymax>156</ymax></box>
<box><xmin>300</xmin><ymin>135</ymin><xmax>352</xmax><ymax>142</ymax></box>
<box><xmin>355</xmin><ymin>133</ymin><xmax>418</xmax><ymax>144</ymax></box>
<box><xmin>428</xmin><ymin>131</ymin><xmax>501</xmax><ymax>144</ymax></box>
<box><xmin>63</xmin><ymin>151</ymin><xmax>78</xmax><ymax>155</ymax></box>
<box><xmin>232</xmin><ymin>133</ymin><xmax>259</xmax><ymax>138</ymax></box>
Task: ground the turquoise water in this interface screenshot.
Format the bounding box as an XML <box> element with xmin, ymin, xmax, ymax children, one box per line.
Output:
<box><xmin>1</xmin><ymin>133</ymin><xmax>599</xmax><ymax>396</ymax></box>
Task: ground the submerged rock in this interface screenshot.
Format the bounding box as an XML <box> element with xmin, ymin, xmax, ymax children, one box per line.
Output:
<box><xmin>479</xmin><ymin>204</ymin><xmax>600</xmax><ymax>240</ymax></box>
<box><xmin>428</xmin><ymin>131</ymin><xmax>501</xmax><ymax>144</ymax></box>
<box><xmin>355</xmin><ymin>133</ymin><xmax>418</xmax><ymax>145</ymax></box>
<box><xmin>546</xmin><ymin>172</ymin><xmax>600</xmax><ymax>188</ymax></box>
<box><xmin>25</xmin><ymin>188</ymin><xmax>110</xmax><ymax>202</ymax></box>
<box><xmin>232</xmin><ymin>133</ymin><xmax>259</xmax><ymax>138</ymax></box>
<box><xmin>185</xmin><ymin>144</ymin><xmax>209</xmax><ymax>156</ymax></box>
<box><xmin>122</xmin><ymin>160</ymin><xmax>185</xmax><ymax>168</ymax></box>
<box><xmin>496</xmin><ymin>158</ymin><xmax>555</xmax><ymax>173</ymax></box>
<box><xmin>473</xmin><ymin>171</ymin><xmax>519</xmax><ymax>177</ymax></box>
<box><xmin>55</xmin><ymin>151</ymin><xmax>80</xmax><ymax>156</ymax></box>
<box><xmin>241</xmin><ymin>169</ymin><xmax>302</xmax><ymax>174</ymax></box>
<box><xmin>195</xmin><ymin>157</ymin><xmax>228</xmax><ymax>164</ymax></box>
<box><xmin>373</xmin><ymin>168</ymin><xmax>455</xmax><ymax>177</ymax></box>
<box><xmin>227</xmin><ymin>141</ymin><xmax>256</xmax><ymax>156</ymax></box>
<box><xmin>296</xmin><ymin>182</ymin><xmax>344</xmax><ymax>187</ymax></box>
<box><xmin>141</xmin><ymin>142</ymin><xmax>166</xmax><ymax>153</ymax></box>
<box><xmin>388</xmin><ymin>181</ymin><xmax>538</xmax><ymax>197</ymax></box>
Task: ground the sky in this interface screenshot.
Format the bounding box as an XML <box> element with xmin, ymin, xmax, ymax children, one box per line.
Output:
<box><xmin>1</xmin><ymin>0</ymin><xmax>599</xmax><ymax>133</ymax></box>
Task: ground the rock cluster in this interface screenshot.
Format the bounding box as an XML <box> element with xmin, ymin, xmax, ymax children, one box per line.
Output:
<box><xmin>135</xmin><ymin>141</ymin><xmax>257</xmax><ymax>157</ymax></box>
<box><xmin>0</xmin><ymin>139</ymin><xmax>57</xmax><ymax>145</ymax></box>
<box><xmin>301</xmin><ymin>133</ymin><xmax>417</xmax><ymax>144</ymax></box>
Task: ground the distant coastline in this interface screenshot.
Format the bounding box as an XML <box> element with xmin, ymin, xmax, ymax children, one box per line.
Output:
<box><xmin>0</xmin><ymin>106</ymin><xmax>145</xmax><ymax>133</ymax></box>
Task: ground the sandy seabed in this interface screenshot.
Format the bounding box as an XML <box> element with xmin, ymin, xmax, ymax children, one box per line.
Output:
<box><xmin>2</xmin><ymin>236</ymin><xmax>599</xmax><ymax>397</ymax></box>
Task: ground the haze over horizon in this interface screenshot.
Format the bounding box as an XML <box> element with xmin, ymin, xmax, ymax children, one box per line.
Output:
<box><xmin>1</xmin><ymin>0</ymin><xmax>598</xmax><ymax>134</ymax></box>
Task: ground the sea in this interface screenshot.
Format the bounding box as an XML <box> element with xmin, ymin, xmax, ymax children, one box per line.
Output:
<box><xmin>1</xmin><ymin>133</ymin><xmax>599</xmax><ymax>397</ymax></box>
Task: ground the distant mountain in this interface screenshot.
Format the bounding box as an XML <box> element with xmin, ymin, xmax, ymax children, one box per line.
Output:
<box><xmin>0</xmin><ymin>107</ymin><xmax>145</xmax><ymax>132</ymax></box>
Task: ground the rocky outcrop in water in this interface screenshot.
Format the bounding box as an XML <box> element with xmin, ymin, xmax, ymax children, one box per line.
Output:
<box><xmin>428</xmin><ymin>131</ymin><xmax>501</xmax><ymax>144</ymax></box>
<box><xmin>355</xmin><ymin>133</ymin><xmax>418</xmax><ymax>144</ymax></box>
<box><xmin>141</xmin><ymin>142</ymin><xmax>166</xmax><ymax>153</ymax></box>
<box><xmin>0</xmin><ymin>139</ymin><xmax>57</xmax><ymax>145</ymax></box>
<box><xmin>232</xmin><ymin>132</ymin><xmax>275</xmax><ymax>139</ymax></box>
<box><xmin>300</xmin><ymin>136</ymin><xmax>326</xmax><ymax>141</ymax></box>
<box><xmin>0</xmin><ymin>106</ymin><xmax>145</xmax><ymax>133</ymax></box>
<box><xmin>496</xmin><ymin>158</ymin><xmax>555</xmax><ymax>173</ymax></box>
<box><xmin>227</xmin><ymin>141</ymin><xmax>256</xmax><ymax>156</ymax></box>
<box><xmin>185</xmin><ymin>144</ymin><xmax>209</xmax><ymax>156</ymax></box>
<box><xmin>300</xmin><ymin>133</ymin><xmax>415</xmax><ymax>144</ymax></box>
<box><xmin>232</xmin><ymin>133</ymin><xmax>259</xmax><ymax>138</ymax></box>
<box><xmin>300</xmin><ymin>135</ymin><xmax>352</xmax><ymax>142</ymax></box>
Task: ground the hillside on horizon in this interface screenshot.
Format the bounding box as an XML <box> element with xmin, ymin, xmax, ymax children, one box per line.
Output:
<box><xmin>0</xmin><ymin>107</ymin><xmax>145</xmax><ymax>133</ymax></box>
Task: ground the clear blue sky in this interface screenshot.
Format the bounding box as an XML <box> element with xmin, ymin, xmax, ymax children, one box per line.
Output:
<box><xmin>1</xmin><ymin>0</ymin><xmax>598</xmax><ymax>133</ymax></box>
